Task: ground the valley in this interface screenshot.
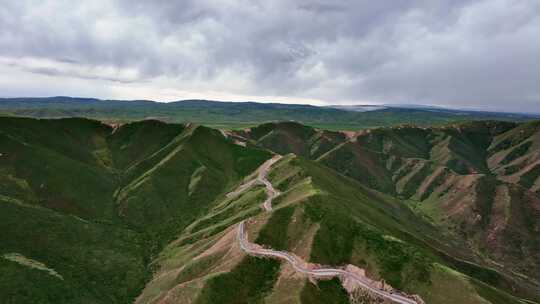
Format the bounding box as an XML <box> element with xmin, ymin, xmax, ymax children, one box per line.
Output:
<box><xmin>1</xmin><ymin>117</ymin><xmax>539</xmax><ymax>304</ymax></box>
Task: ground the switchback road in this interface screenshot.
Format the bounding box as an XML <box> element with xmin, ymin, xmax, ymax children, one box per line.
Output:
<box><xmin>230</xmin><ymin>155</ymin><xmax>422</xmax><ymax>304</ymax></box>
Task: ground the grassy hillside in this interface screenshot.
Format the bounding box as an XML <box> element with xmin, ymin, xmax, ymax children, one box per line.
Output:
<box><xmin>0</xmin><ymin>197</ymin><xmax>148</xmax><ymax>303</ymax></box>
<box><xmin>1</xmin><ymin>116</ymin><xmax>538</xmax><ymax>303</ymax></box>
<box><xmin>136</xmin><ymin>153</ymin><xmax>538</xmax><ymax>304</ymax></box>
<box><xmin>235</xmin><ymin>121</ymin><xmax>346</xmax><ymax>158</ymax></box>
<box><xmin>0</xmin><ymin>117</ymin><xmax>271</xmax><ymax>303</ymax></box>
<box><xmin>230</xmin><ymin>121</ymin><xmax>540</xmax><ymax>301</ymax></box>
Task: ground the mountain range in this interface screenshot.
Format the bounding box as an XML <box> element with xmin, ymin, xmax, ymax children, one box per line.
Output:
<box><xmin>1</xmin><ymin>115</ymin><xmax>539</xmax><ymax>303</ymax></box>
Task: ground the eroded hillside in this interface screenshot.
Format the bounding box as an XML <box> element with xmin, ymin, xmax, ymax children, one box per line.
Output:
<box><xmin>232</xmin><ymin>121</ymin><xmax>540</xmax><ymax>288</ymax></box>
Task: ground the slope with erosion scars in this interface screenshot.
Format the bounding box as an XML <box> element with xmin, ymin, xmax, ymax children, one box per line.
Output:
<box><xmin>247</xmin><ymin>121</ymin><xmax>540</xmax><ymax>296</ymax></box>
<box><xmin>227</xmin><ymin>155</ymin><xmax>424</xmax><ymax>304</ymax></box>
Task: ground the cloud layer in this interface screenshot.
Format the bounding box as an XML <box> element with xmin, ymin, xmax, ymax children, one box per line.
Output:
<box><xmin>1</xmin><ymin>0</ymin><xmax>539</xmax><ymax>111</ymax></box>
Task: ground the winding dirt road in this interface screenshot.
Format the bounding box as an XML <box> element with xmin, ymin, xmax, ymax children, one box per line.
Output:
<box><xmin>230</xmin><ymin>155</ymin><xmax>422</xmax><ymax>304</ymax></box>
<box><xmin>227</xmin><ymin>155</ymin><xmax>281</xmax><ymax>211</ymax></box>
<box><xmin>238</xmin><ymin>222</ymin><xmax>419</xmax><ymax>304</ymax></box>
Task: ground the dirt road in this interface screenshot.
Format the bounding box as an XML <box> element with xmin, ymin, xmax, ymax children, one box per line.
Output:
<box><xmin>230</xmin><ymin>155</ymin><xmax>422</xmax><ymax>304</ymax></box>
<box><xmin>227</xmin><ymin>155</ymin><xmax>282</xmax><ymax>211</ymax></box>
<box><xmin>238</xmin><ymin>221</ymin><xmax>419</xmax><ymax>304</ymax></box>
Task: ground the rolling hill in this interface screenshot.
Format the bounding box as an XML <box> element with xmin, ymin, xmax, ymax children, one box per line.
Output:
<box><xmin>1</xmin><ymin>97</ymin><xmax>539</xmax><ymax>130</ymax></box>
<box><xmin>0</xmin><ymin>116</ymin><xmax>539</xmax><ymax>304</ymax></box>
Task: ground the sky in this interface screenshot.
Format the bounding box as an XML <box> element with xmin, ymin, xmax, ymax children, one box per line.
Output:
<box><xmin>1</xmin><ymin>0</ymin><xmax>539</xmax><ymax>112</ymax></box>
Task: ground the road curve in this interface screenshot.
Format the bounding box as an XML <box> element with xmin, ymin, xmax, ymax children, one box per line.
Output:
<box><xmin>232</xmin><ymin>155</ymin><xmax>422</xmax><ymax>304</ymax></box>
<box><xmin>227</xmin><ymin>155</ymin><xmax>282</xmax><ymax>211</ymax></box>
<box><xmin>258</xmin><ymin>156</ymin><xmax>281</xmax><ymax>211</ymax></box>
<box><xmin>238</xmin><ymin>221</ymin><xmax>419</xmax><ymax>304</ymax></box>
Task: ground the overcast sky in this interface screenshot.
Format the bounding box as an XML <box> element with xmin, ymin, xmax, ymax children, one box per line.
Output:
<box><xmin>1</xmin><ymin>0</ymin><xmax>539</xmax><ymax>112</ymax></box>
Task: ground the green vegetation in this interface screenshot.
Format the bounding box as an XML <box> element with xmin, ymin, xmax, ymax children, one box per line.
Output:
<box><xmin>472</xmin><ymin>279</ymin><xmax>525</xmax><ymax>304</ymax></box>
<box><xmin>174</xmin><ymin>252</ymin><xmax>225</xmax><ymax>286</ymax></box>
<box><xmin>302</xmin><ymin>193</ymin><xmax>432</xmax><ymax>289</ymax></box>
<box><xmin>255</xmin><ymin>205</ymin><xmax>295</xmax><ymax>250</ymax></box>
<box><xmin>1</xmin><ymin>97</ymin><xmax>538</xmax><ymax>130</ymax></box>
<box><xmin>520</xmin><ymin>164</ymin><xmax>540</xmax><ymax>189</ymax></box>
<box><xmin>114</xmin><ymin>124</ymin><xmax>271</xmax><ymax>247</ymax></box>
<box><xmin>300</xmin><ymin>278</ymin><xmax>350</xmax><ymax>304</ymax></box>
<box><xmin>2</xmin><ymin>253</ymin><xmax>63</xmax><ymax>280</ymax></box>
<box><xmin>1</xmin><ymin>116</ymin><xmax>539</xmax><ymax>304</ymax></box>
<box><xmin>195</xmin><ymin>257</ymin><xmax>281</xmax><ymax>304</ymax></box>
<box><xmin>0</xmin><ymin>117</ymin><xmax>271</xmax><ymax>303</ymax></box>
<box><xmin>0</xmin><ymin>258</ymin><xmax>80</xmax><ymax>304</ymax></box>
<box><xmin>107</xmin><ymin>119</ymin><xmax>185</xmax><ymax>170</ymax></box>
<box><xmin>0</xmin><ymin>196</ymin><xmax>149</xmax><ymax>303</ymax></box>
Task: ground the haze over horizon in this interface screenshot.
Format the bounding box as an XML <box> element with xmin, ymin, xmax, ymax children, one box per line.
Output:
<box><xmin>1</xmin><ymin>1</ymin><xmax>539</xmax><ymax>112</ymax></box>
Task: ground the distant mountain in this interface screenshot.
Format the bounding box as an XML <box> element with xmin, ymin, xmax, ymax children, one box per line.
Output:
<box><xmin>1</xmin><ymin>97</ymin><xmax>539</xmax><ymax>130</ymax></box>
<box><xmin>327</xmin><ymin>104</ymin><xmax>387</xmax><ymax>112</ymax></box>
<box><xmin>382</xmin><ymin>104</ymin><xmax>449</xmax><ymax>110</ymax></box>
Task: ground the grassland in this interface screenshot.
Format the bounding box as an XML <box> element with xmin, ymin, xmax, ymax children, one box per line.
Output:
<box><xmin>2</xmin><ymin>97</ymin><xmax>539</xmax><ymax>131</ymax></box>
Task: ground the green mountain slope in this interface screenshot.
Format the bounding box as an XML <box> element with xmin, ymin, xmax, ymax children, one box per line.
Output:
<box><xmin>229</xmin><ymin>121</ymin><xmax>540</xmax><ymax>300</ymax></box>
<box><xmin>1</xmin><ymin>117</ymin><xmax>538</xmax><ymax>304</ymax></box>
<box><xmin>0</xmin><ymin>117</ymin><xmax>270</xmax><ymax>303</ymax></box>
<box><xmin>137</xmin><ymin>154</ymin><xmax>538</xmax><ymax>304</ymax></box>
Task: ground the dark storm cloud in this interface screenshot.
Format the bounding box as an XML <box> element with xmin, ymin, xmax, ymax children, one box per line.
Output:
<box><xmin>0</xmin><ymin>0</ymin><xmax>539</xmax><ymax>111</ymax></box>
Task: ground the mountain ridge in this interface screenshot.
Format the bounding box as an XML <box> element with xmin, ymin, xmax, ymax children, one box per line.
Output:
<box><xmin>0</xmin><ymin>116</ymin><xmax>539</xmax><ymax>303</ymax></box>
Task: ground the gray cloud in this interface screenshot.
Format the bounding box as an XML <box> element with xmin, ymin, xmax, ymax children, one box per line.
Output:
<box><xmin>0</xmin><ymin>0</ymin><xmax>539</xmax><ymax>112</ymax></box>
